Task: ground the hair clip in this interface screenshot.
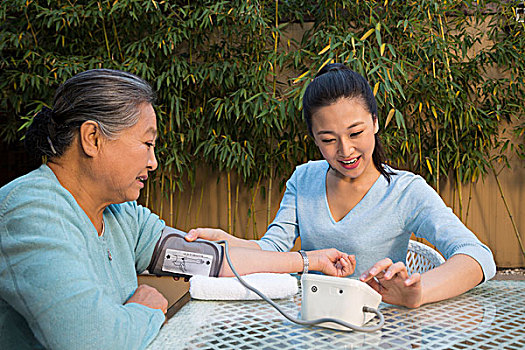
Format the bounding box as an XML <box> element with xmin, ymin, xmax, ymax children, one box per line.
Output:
<box><xmin>46</xmin><ymin>136</ymin><xmax>57</xmax><ymax>155</ymax></box>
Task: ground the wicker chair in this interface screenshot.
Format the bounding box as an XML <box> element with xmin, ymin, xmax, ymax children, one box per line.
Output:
<box><xmin>406</xmin><ymin>240</ymin><xmax>445</xmax><ymax>275</ymax></box>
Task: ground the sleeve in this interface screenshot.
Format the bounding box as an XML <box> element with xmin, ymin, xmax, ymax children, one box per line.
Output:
<box><xmin>0</xmin><ymin>195</ymin><xmax>165</xmax><ymax>350</ymax></box>
<box><xmin>132</xmin><ymin>202</ymin><xmax>166</xmax><ymax>273</ymax></box>
<box><xmin>254</xmin><ymin>170</ymin><xmax>300</xmax><ymax>252</ymax></box>
<box><xmin>403</xmin><ymin>177</ymin><xmax>496</xmax><ymax>282</ymax></box>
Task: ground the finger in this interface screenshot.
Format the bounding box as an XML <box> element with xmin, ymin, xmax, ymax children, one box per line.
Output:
<box><xmin>384</xmin><ymin>261</ymin><xmax>408</xmax><ymax>280</ymax></box>
<box><xmin>342</xmin><ymin>256</ymin><xmax>354</xmax><ymax>268</ymax></box>
<box><xmin>365</xmin><ymin>278</ymin><xmax>381</xmax><ymax>293</ymax></box>
<box><xmin>375</xmin><ymin>271</ymin><xmax>386</xmax><ymax>280</ymax></box>
<box><xmin>349</xmin><ymin>255</ymin><xmax>356</xmax><ymax>268</ymax></box>
<box><xmin>404</xmin><ymin>272</ymin><xmax>421</xmax><ymax>286</ymax></box>
<box><xmin>339</xmin><ymin>258</ymin><xmax>354</xmax><ymax>276</ymax></box>
<box><xmin>336</xmin><ymin>258</ymin><xmax>347</xmax><ymax>275</ymax></box>
<box><xmin>360</xmin><ymin>258</ymin><xmax>393</xmax><ymax>282</ymax></box>
<box><xmin>185</xmin><ymin>229</ymin><xmax>198</xmax><ymax>241</ymax></box>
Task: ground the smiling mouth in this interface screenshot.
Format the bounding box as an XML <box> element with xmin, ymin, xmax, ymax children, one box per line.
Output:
<box><xmin>136</xmin><ymin>175</ymin><xmax>148</xmax><ymax>183</ymax></box>
<box><xmin>340</xmin><ymin>157</ymin><xmax>360</xmax><ymax>165</ymax></box>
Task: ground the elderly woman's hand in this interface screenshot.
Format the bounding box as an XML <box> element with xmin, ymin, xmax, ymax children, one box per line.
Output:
<box><xmin>307</xmin><ymin>249</ymin><xmax>356</xmax><ymax>277</ymax></box>
<box><xmin>125</xmin><ymin>284</ymin><xmax>168</xmax><ymax>314</ymax></box>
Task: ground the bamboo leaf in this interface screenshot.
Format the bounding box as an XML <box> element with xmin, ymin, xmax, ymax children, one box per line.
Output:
<box><xmin>426</xmin><ymin>159</ymin><xmax>433</xmax><ymax>175</ymax></box>
<box><xmin>384</xmin><ymin>108</ymin><xmax>395</xmax><ymax>128</ymax></box>
<box><xmin>373</xmin><ymin>82</ymin><xmax>380</xmax><ymax>96</ymax></box>
<box><xmin>318</xmin><ymin>44</ymin><xmax>330</xmax><ymax>55</ymax></box>
<box><xmin>360</xmin><ymin>28</ymin><xmax>375</xmax><ymax>41</ymax></box>
<box><xmin>293</xmin><ymin>70</ymin><xmax>309</xmax><ymax>84</ymax></box>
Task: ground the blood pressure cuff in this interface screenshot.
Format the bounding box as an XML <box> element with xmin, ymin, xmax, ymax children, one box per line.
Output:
<box><xmin>147</xmin><ymin>227</ymin><xmax>224</xmax><ymax>278</ymax></box>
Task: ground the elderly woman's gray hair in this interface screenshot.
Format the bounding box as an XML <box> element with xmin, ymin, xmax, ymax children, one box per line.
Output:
<box><xmin>25</xmin><ymin>69</ymin><xmax>155</xmax><ymax>158</ymax></box>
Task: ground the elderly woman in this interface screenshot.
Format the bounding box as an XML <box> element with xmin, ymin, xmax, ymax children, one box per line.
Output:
<box><xmin>0</xmin><ymin>69</ymin><xmax>354</xmax><ymax>350</ymax></box>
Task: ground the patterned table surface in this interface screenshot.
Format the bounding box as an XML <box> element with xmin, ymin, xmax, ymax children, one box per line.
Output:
<box><xmin>147</xmin><ymin>280</ymin><xmax>524</xmax><ymax>350</ymax></box>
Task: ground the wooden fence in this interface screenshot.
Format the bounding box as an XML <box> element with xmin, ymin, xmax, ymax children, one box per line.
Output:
<box><xmin>144</xmin><ymin>149</ymin><xmax>524</xmax><ymax>268</ymax></box>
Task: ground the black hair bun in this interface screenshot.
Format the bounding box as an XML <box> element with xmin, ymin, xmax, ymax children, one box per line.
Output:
<box><xmin>316</xmin><ymin>63</ymin><xmax>350</xmax><ymax>78</ymax></box>
<box><xmin>24</xmin><ymin>106</ymin><xmax>58</xmax><ymax>158</ymax></box>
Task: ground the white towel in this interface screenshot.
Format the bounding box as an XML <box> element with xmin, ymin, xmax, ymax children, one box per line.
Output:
<box><xmin>189</xmin><ymin>273</ymin><xmax>299</xmax><ymax>300</ymax></box>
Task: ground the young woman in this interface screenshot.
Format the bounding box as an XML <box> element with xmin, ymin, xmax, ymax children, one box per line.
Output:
<box><xmin>186</xmin><ymin>63</ymin><xmax>496</xmax><ymax>309</ymax></box>
<box><xmin>0</xmin><ymin>69</ymin><xmax>354</xmax><ymax>350</ymax></box>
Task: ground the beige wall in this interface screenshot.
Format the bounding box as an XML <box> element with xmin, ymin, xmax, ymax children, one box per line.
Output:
<box><xmin>439</xmin><ymin>155</ymin><xmax>525</xmax><ymax>267</ymax></box>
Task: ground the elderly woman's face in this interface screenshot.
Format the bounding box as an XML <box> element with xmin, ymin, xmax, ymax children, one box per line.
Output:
<box><xmin>98</xmin><ymin>103</ymin><xmax>158</xmax><ymax>203</ymax></box>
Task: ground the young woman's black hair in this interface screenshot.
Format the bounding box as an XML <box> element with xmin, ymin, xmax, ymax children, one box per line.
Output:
<box><xmin>302</xmin><ymin>63</ymin><xmax>395</xmax><ymax>182</ymax></box>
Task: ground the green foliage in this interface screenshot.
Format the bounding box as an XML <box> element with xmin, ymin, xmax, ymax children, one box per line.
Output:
<box><xmin>1</xmin><ymin>0</ymin><xmax>523</xmax><ymax>197</ymax></box>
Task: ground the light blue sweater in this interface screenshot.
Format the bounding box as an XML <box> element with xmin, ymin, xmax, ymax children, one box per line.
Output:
<box><xmin>256</xmin><ymin>160</ymin><xmax>496</xmax><ymax>280</ymax></box>
<box><xmin>0</xmin><ymin>165</ymin><xmax>166</xmax><ymax>350</ymax></box>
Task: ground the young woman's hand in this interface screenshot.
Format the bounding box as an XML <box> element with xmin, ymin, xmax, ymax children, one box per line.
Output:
<box><xmin>307</xmin><ymin>249</ymin><xmax>356</xmax><ymax>277</ymax></box>
<box><xmin>185</xmin><ymin>227</ymin><xmax>230</xmax><ymax>242</ymax></box>
<box><xmin>359</xmin><ymin>258</ymin><xmax>422</xmax><ymax>308</ymax></box>
<box><xmin>185</xmin><ymin>227</ymin><xmax>261</xmax><ymax>249</ymax></box>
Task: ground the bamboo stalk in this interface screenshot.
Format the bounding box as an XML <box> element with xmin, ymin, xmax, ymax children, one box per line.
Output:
<box><xmin>465</xmin><ymin>180</ymin><xmax>473</xmax><ymax>223</ymax></box>
<box><xmin>195</xmin><ymin>186</ymin><xmax>204</xmax><ymax>227</ymax></box>
<box><xmin>159</xmin><ymin>173</ymin><xmax>165</xmax><ymax>220</ymax></box>
<box><xmin>227</xmin><ymin>172</ymin><xmax>232</xmax><ymax>232</ymax></box>
<box><xmin>490</xmin><ymin>162</ymin><xmax>525</xmax><ymax>258</ymax></box>
<box><xmin>245</xmin><ymin>187</ymin><xmax>253</xmax><ymax>240</ymax></box>
<box><xmin>99</xmin><ymin>3</ymin><xmax>112</xmax><ymax>60</ymax></box>
<box><xmin>185</xmin><ymin>185</ymin><xmax>195</xmax><ymax>230</ymax></box>
<box><xmin>233</xmin><ymin>181</ymin><xmax>240</xmax><ymax>236</ymax></box>
<box><xmin>456</xmin><ymin>168</ymin><xmax>463</xmax><ymax>220</ymax></box>
<box><xmin>110</xmin><ymin>12</ymin><xmax>124</xmax><ymax>61</ymax></box>
<box><xmin>266</xmin><ymin>169</ymin><xmax>273</xmax><ymax>228</ymax></box>
<box><xmin>272</xmin><ymin>0</ymin><xmax>278</xmax><ymax>97</ymax></box>
<box><xmin>252</xmin><ymin>176</ymin><xmax>261</xmax><ymax>239</ymax></box>
<box><xmin>145</xmin><ymin>177</ymin><xmax>150</xmax><ymax>208</ymax></box>
<box><xmin>417</xmin><ymin>113</ymin><xmax>422</xmax><ymax>175</ymax></box>
<box><xmin>24</xmin><ymin>11</ymin><xmax>38</xmax><ymax>46</ymax></box>
<box><xmin>174</xmin><ymin>190</ymin><xmax>181</xmax><ymax>227</ymax></box>
<box><xmin>435</xmin><ymin>125</ymin><xmax>440</xmax><ymax>194</ymax></box>
<box><xmin>451</xmin><ymin>177</ymin><xmax>456</xmax><ymax>213</ymax></box>
<box><xmin>169</xmin><ymin>176</ymin><xmax>173</xmax><ymax>227</ymax></box>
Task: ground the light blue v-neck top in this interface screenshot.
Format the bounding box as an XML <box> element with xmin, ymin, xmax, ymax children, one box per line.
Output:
<box><xmin>0</xmin><ymin>165</ymin><xmax>166</xmax><ymax>350</ymax></box>
<box><xmin>256</xmin><ymin>160</ymin><xmax>496</xmax><ymax>280</ymax></box>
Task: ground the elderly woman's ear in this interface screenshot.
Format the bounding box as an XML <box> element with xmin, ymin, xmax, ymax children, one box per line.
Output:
<box><xmin>79</xmin><ymin>120</ymin><xmax>103</xmax><ymax>157</ymax></box>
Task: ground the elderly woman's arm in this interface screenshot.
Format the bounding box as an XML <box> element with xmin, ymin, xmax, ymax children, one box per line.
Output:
<box><xmin>0</xmin><ymin>196</ymin><xmax>164</xmax><ymax>350</ymax></box>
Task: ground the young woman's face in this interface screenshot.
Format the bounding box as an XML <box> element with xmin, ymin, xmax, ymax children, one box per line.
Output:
<box><xmin>98</xmin><ymin>103</ymin><xmax>158</xmax><ymax>203</ymax></box>
<box><xmin>311</xmin><ymin>97</ymin><xmax>379</xmax><ymax>181</ymax></box>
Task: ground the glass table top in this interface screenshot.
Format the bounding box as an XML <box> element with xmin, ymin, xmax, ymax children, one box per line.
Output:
<box><xmin>147</xmin><ymin>280</ymin><xmax>525</xmax><ymax>350</ymax></box>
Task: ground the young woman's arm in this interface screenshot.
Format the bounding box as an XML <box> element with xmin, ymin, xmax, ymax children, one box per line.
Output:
<box><xmin>364</xmin><ymin>175</ymin><xmax>494</xmax><ymax>308</ymax></box>
<box><xmin>219</xmin><ymin>247</ymin><xmax>356</xmax><ymax>278</ymax></box>
<box><xmin>360</xmin><ymin>254</ymin><xmax>483</xmax><ymax>308</ymax></box>
<box><xmin>185</xmin><ymin>227</ymin><xmax>260</xmax><ymax>249</ymax></box>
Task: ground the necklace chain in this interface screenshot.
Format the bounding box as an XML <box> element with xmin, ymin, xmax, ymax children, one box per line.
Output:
<box><xmin>101</xmin><ymin>218</ymin><xmax>112</xmax><ymax>261</ymax></box>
